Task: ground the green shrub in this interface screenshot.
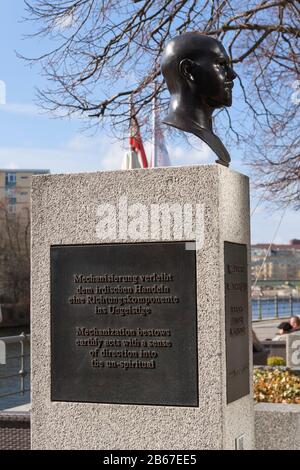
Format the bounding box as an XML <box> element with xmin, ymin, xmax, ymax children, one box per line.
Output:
<box><xmin>267</xmin><ymin>356</ymin><xmax>286</xmax><ymax>366</ymax></box>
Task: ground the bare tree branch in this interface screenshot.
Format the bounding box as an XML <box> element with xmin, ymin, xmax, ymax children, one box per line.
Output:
<box><xmin>21</xmin><ymin>0</ymin><xmax>300</xmax><ymax>207</ymax></box>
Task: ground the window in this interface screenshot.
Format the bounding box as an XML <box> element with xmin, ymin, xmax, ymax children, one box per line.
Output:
<box><xmin>5</xmin><ymin>173</ymin><xmax>16</xmax><ymax>185</ymax></box>
<box><xmin>8</xmin><ymin>196</ymin><xmax>17</xmax><ymax>205</ymax></box>
<box><xmin>5</xmin><ymin>188</ymin><xmax>15</xmax><ymax>197</ymax></box>
<box><xmin>7</xmin><ymin>204</ymin><xmax>16</xmax><ymax>214</ymax></box>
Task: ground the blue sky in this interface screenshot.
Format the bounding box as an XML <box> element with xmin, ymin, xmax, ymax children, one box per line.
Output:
<box><xmin>0</xmin><ymin>0</ymin><xmax>299</xmax><ymax>244</ymax></box>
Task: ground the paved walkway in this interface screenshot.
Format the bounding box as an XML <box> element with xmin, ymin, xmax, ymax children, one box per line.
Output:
<box><xmin>2</xmin><ymin>403</ymin><xmax>31</xmax><ymax>412</ymax></box>
<box><xmin>252</xmin><ymin>317</ymin><xmax>290</xmax><ymax>341</ymax></box>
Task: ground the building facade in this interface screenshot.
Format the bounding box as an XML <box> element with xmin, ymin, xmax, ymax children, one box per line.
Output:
<box><xmin>0</xmin><ymin>169</ymin><xmax>49</xmax><ymax>325</ymax></box>
<box><xmin>0</xmin><ymin>169</ymin><xmax>50</xmax><ymax>216</ymax></box>
<box><xmin>251</xmin><ymin>240</ymin><xmax>300</xmax><ymax>282</ymax></box>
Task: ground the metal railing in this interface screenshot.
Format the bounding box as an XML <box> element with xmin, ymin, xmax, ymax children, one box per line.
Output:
<box><xmin>0</xmin><ymin>333</ymin><xmax>30</xmax><ymax>400</ymax></box>
<box><xmin>252</xmin><ymin>295</ymin><xmax>300</xmax><ymax>321</ymax></box>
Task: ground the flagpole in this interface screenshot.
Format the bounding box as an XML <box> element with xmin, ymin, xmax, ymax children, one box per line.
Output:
<box><xmin>151</xmin><ymin>83</ymin><xmax>157</xmax><ymax>168</ymax></box>
<box><xmin>151</xmin><ymin>82</ymin><xmax>171</xmax><ymax>168</ymax></box>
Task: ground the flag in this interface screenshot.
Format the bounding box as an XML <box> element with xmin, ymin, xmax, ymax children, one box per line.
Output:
<box><xmin>151</xmin><ymin>91</ymin><xmax>171</xmax><ymax>167</ymax></box>
<box><xmin>122</xmin><ymin>149</ymin><xmax>142</xmax><ymax>170</ymax></box>
<box><xmin>123</xmin><ymin>103</ymin><xmax>148</xmax><ymax>169</ymax></box>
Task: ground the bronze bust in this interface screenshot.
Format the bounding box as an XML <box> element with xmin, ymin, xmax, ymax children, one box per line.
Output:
<box><xmin>161</xmin><ymin>32</ymin><xmax>237</xmax><ymax>167</ymax></box>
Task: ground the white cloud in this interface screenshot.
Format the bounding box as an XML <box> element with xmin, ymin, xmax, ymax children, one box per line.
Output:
<box><xmin>0</xmin><ymin>130</ymin><xmax>219</xmax><ymax>174</ymax></box>
<box><xmin>0</xmin><ymin>102</ymin><xmax>86</xmax><ymax>121</ymax></box>
<box><xmin>54</xmin><ymin>12</ymin><xmax>75</xmax><ymax>30</ymax></box>
<box><xmin>0</xmin><ymin>102</ymin><xmax>41</xmax><ymax>117</ymax></box>
<box><xmin>1</xmin><ymin>132</ymin><xmax>299</xmax><ymax>244</ymax></box>
<box><xmin>143</xmin><ymin>132</ymin><xmax>214</xmax><ymax>167</ymax></box>
<box><xmin>5</xmin><ymin>161</ymin><xmax>21</xmax><ymax>170</ymax></box>
<box><xmin>0</xmin><ymin>134</ymin><xmax>125</xmax><ymax>173</ymax></box>
<box><xmin>169</xmin><ymin>141</ymin><xmax>214</xmax><ymax>166</ymax></box>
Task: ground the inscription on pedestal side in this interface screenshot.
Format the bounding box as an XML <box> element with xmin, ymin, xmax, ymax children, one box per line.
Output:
<box><xmin>225</xmin><ymin>242</ymin><xmax>250</xmax><ymax>404</ymax></box>
<box><xmin>51</xmin><ymin>242</ymin><xmax>198</xmax><ymax>406</ymax></box>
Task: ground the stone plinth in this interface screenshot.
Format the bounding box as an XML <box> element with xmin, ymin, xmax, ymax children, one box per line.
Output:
<box><xmin>287</xmin><ymin>332</ymin><xmax>300</xmax><ymax>368</ymax></box>
<box><xmin>31</xmin><ymin>165</ymin><xmax>254</xmax><ymax>449</ymax></box>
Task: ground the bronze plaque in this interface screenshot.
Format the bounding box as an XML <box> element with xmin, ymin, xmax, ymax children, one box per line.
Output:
<box><xmin>51</xmin><ymin>242</ymin><xmax>198</xmax><ymax>406</ymax></box>
<box><xmin>224</xmin><ymin>242</ymin><xmax>250</xmax><ymax>404</ymax></box>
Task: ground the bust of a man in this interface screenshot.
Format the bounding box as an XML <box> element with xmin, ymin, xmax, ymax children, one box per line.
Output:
<box><xmin>161</xmin><ymin>32</ymin><xmax>236</xmax><ymax>167</ymax></box>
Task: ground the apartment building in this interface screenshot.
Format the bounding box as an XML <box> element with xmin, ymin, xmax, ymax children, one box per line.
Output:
<box><xmin>0</xmin><ymin>169</ymin><xmax>50</xmax><ymax>216</ymax></box>
<box><xmin>252</xmin><ymin>240</ymin><xmax>300</xmax><ymax>281</ymax></box>
<box><xmin>0</xmin><ymin>169</ymin><xmax>50</xmax><ymax>324</ymax></box>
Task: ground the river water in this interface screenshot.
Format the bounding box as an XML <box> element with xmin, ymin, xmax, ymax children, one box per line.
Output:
<box><xmin>0</xmin><ymin>326</ymin><xmax>30</xmax><ymax>411</ymax></box>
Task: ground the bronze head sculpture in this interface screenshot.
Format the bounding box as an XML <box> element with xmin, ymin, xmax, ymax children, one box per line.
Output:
<box><xmin>161</xmin><ymin>32</ymin><xmax>237</xmax><ymax>167</ymax></box>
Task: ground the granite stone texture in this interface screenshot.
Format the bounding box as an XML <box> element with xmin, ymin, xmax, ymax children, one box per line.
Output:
<box><xmin>31</xmin><ymin>164</ymin><xmax>254</xmax><ymax>449</ymax></box>
<box><xmin>287</xmin><ymin>332</ymin><xmax>300</xmax><ymax>368</ymax></box>
<box><xmin>255</xmin><ymin>403</ymin><xmax>300</xmax><ymax>450</ymax></box>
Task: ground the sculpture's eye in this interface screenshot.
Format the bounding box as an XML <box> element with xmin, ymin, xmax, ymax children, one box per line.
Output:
<box><xmin>217</xmin><ymin>59</ymin><xmax>227</xmax><ymax>68</ymax></box>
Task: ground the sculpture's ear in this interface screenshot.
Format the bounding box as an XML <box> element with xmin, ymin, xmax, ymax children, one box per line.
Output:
<box><xmin>179</xmin><ymin>59</ymin><xmax>195</xmax><ymax>82</ymax></box>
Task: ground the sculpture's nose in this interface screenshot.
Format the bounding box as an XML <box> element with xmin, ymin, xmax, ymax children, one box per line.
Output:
<box><xmin>228</xmin><ymin>66</ymin><xmax>237</xmax><ymax>81</ymax></box>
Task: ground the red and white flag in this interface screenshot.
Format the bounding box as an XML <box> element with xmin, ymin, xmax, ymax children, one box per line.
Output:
<box><xmin>122</xmin><ymin>103</ymin><xmax>148</xmax><ymax>169</ymax></box>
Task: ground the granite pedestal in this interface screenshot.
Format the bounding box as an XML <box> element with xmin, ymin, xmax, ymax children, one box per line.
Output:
<box><xmin>31</xmin><ymin>164</ymin><xmax>254</xmax><ymax>449</ymax></box>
